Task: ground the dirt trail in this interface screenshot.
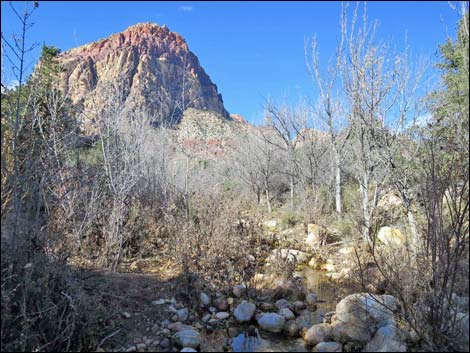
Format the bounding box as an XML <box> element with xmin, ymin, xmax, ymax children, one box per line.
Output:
<box><xmin>79</xmin><ymin>259</ymin><xmax>186</xmax><ymax>352</ymax></box>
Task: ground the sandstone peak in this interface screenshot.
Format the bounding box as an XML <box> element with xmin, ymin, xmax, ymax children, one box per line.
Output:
<box><xmin>57</xmin><ymin>22</ymin><xmax>228</xmax><ymax>132</ymax></box>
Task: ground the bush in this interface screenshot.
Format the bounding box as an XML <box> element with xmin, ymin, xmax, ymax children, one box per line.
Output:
<box><xmin>1</xmin><ymin>244</ymin><xmax>109</xmax><ymax>352</ymax></box>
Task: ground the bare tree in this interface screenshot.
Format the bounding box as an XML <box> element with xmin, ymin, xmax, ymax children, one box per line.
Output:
<box><xmin>306</xmin><ymin>4</ymin><xmax>350</xmax><ymax>215</ymax></box>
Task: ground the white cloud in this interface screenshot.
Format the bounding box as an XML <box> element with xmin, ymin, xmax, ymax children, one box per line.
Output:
<box><xmin>179</xmin><ymin>5</ymin><xmax>193</xmax><ymax>12</ymax></box>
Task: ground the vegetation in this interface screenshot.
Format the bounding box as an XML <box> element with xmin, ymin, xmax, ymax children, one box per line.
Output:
<box><xmin>1</xmin><ymin>2</ymin><xmax>468</xmax><ymax>352</ymax></box>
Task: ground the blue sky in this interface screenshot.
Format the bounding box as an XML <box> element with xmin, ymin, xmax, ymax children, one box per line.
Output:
<box><xmin>1</xmin><ymin>1</ymin><xmax>462</xmax><ymax>124</ymax></box>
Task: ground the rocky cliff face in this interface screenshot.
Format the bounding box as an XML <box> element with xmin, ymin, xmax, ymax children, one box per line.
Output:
<box><xmin>57</xmin><ymin>23</ymin><xmax>228</xmax><ymax>132</ymax></box>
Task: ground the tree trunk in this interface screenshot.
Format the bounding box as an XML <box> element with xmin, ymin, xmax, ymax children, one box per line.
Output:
<box><xmin>360</xmin><ymin>175</ymin><xmax>371</xmax><ymax>242</ymax></box>
<box><xmin>265</xmin><ymin>188</ymin><xmax>272</xmax><ymax>214</ymax></box>
<box><xmin>334</xmin><ymin>148</ymin><xmax>342</xmax><ymax>214</ymax></box>
<box><xmin>289</xmin><ymin>175</ymin><xmax>294</xmax><ymax>209</ymax></box>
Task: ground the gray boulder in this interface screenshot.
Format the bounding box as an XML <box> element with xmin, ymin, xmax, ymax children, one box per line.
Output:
<box><xmin>304</xmin><ymin>323</ymin><xmax>332</xmax><ymax>346</ymax></box>
<box><xmin>258</xmin><ymin>313</ymin><xmax>286</xmax><ymax>333</ymax></box>
<box><xmin>234</xmin><ymin>300</ymin><xmax>256</xmax><ymax>323</ymax></box>
<box><xmin>364</xmin><ymin>324</ymin><xmax>407</xmax><ymax>352</ymax></box>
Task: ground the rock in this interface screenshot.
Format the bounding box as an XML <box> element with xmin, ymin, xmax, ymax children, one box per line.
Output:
<box><xmin>215</xmin><ymin>312</ymin><xmax>230</xmax><ymax>320</ymax></box>
<box><xmin>209</xmin><ymin>306</ymin><xmax>217</xmax><ymax>313</ymax></box>
<box><xmin>233</xmin><ymin>284</ymin><xmax>246</xmax><ymax>298</ymax></box>
<box><xmin>264</xmin><ymin>219</ymin><xmax>278</xmax><ymax>229</ymax></box>
<box><xmin>308</xmin><ymin>258</ymin><xmax>318</xmax><ymax>268</ymax></box>
<box><xmin>227</xmin><ymin>297</ymin><xmax>234</xmax><ymax>305</ymax></box>
<box><xmin>293</xmin><ymin>301</ymin><xmax>306</xmax><ymax>313</ymax></box>
<box><xmin>331</xmin><ymin>315</ymin><xmax>371</xmax><ymax>344</ymax></box>
<box><xmin>312</xmin><ymin>341</ymin><xmax>343</xmax><ymax>352</ymax></box>
<box><xmin>260</xmin><ymin>302</ymin><xmax>274</xmax><ymax>311</ymax></box>
<box><xmin>304</xmin><ymin>323</ymin><xmax>332</xmax><ymax>346</ymax></box>
<box><xmin>180</xmin><ymin>348</ymin><xmax>197</xmax><ymax>352</ymax></box>
<box><xmin>306</xmin><ymin>224</ymin><xmax>322</xmax><ymax>249</ymax></box>
<box><xmin>200</xmin><ymin>292</ymin><xmax>210</xmax><ymax>306</ymax></box>
<box><xmin>377</xmin><ymin>226</ymin><xmax>406</xmax><ymax>246</ymax></box>
<box><xmin>121</xmin><ymin>311</ymin><xmax>131</xmax><ymax>319</ymax></box>
<box><xmin>338</xmin><ymin>247</ymin><xmax>355</xmax><ymax>255</ymax></box>
<box><xmin>306</xmin><ymin>293</ymin><xmax>318</xmax><ymax>307</ymax></box>
<box><xmin>160</xmin><ymin>338</ymin><xmax>170</xmax><ymax>348</ymax></box>
<box><xmin>257</xmin><ymin>313</ymin><xmax>286</xmax><ymax>333</ymax></box>
<box><xmin>152</xmin><ymin>299</ymin><xmax>167</xmax><ymax>305</ymax></box>
<box><xmin>214</xmin><ymin>297</ymin><xmax>229</xmax><ymax>311</ymax></box>
<box><xmin>258</xmin><ymin>313</ymin><xmax>286</xmax><ymax>333</ymax></box>
<box><xmin>283</xmin><ymin>320</ymin><xmax>300</xmax><ymax>337</ymax></box>
<box><xmin>234</xmin><ymin>301</ymin><xmax>256</xmax><ymax>323</ymax></box>
<box><xmin>320</xmin><ymin>263</ymin><xmax>336</xmax><ymax>272</ymax></box>
<box><xmin>364</xmin><ymin>324</ymin><xmax>407</xmax><ymax>352</ymax></box>
<box><xmin>168</xmin><ymin>322</ymin><xmax>195</xmax><ymax>332</ymax></box>
<box><xmin>279</xmin><ymin>308</ymin><xmax>296</xmax><ymax>320</ymax></box>
<box><xmin>177</xmin><ymin>308</ymin><xmax>189</xmax><ymax>322</ymax></box>
<box><xmin>202</xmin><ymin>314</ymin><xmax>211</xmax><ymax>323</ymax></box>
<box><xmin>269</xmin><ymin>249</ymin><xmax>310</xmax><ymax>264</ymax></box>
<box><xmin>228</xmin><ymin>327</ymin><xmax>239</xmax><ymax>338</ymax></box>
<box><xmin>172</xmin><ymin>329</ymin><xmax>201</xmax><ymax>348</ymax></box>
<box><xmin>56</xmin><ymin>23</ymin><xmax>229</xmax><ymax>134</ymax></box>
<box><xmin>275</xmin><ymin>298</ymin><xmax>292</xmax><ymax>310</ymax></box>
<box><xmin>296</xmin><ymin>309</ymin><xmax>324</xmax><ymax>331</ymax></box>
<box><xmin>335</xmin><ymin>293</ymin><xmax>397</xmax><ymax>328</ymax></box>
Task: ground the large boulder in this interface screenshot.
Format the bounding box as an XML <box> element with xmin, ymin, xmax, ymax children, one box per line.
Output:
<box><xmin>257</xmin><ymin>313</ymin><xmax>286</xmax><ymax>333</ymax></box>
<box><xmin>331</xmin><ymin>293</ymin><xmax>397</xmax><ymax>344</ymax></box>
<box><xmin>234</xmin><ymin>301</ymin><xmax>256</xmax><ymax>323</ymax></box>
<box><xmin>172</xmin><ymin>329</ymin><xmax>201</xmax><ymax>348</ymax></box>
<box><xmin>364</xmin><ymin>324</ymin><xmax>407</xmax><ymax>352</ymax></box>
<box><xmin>331</xmin><ymin>314</ymin><xmax>371</xmax><ymax>344</ymax></box>
<box><xmin>304</xmin><ymin>323</ymin><xmax>332</xmax><ymax>346</ymax></box>
<box><xmin>335</xmin><ymin>293</ymin><xmax>397</xmax><ymax>328</ymax></box>
<box><xmin>377</xmin><ymin>227</ymin><xmax>406</xmax><ymax>246</ymax></box>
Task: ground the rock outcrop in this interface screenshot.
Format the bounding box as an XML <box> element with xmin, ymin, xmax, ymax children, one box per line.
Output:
<box><xmin>57</xmin><ymin>23</ymin><xmax>229</xmax><ymax>132</ymax></box>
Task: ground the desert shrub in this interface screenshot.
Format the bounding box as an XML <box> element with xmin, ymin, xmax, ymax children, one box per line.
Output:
<box><xmin>1</xmin><ymin>244</ymin><xmax>109</xmax><ymax>352</ymax></box>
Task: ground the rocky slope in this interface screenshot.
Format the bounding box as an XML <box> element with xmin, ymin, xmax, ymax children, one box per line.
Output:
<box><xmin>57</xmin><ymin>23</ymin><xmax>229</xmax><ymax>132</ymax></box>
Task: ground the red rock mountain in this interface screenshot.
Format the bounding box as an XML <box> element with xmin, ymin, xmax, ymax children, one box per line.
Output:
<box><xmin>57</xmin><ymin>23</ymin><xmax>229</xmax><ymax>131</ymax></box>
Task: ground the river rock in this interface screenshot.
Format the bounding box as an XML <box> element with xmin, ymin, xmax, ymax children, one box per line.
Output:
<box><xmin>258</xmin><ymin>313</ymin><xmax>286</xmax><ymax>333</ymax></box>
<box><xmin>275</xmin><ymin>298</ymin><xmax>292</xmax><ymax>310</ymax></box>
<box><xmin>180</xmin><ymin>348</ymin><xmax>197</xmax><ymax>352</ymax></box>
<box><xmin>279</xmin><ymin>307</ymin><xmax>296</xmax><ymax>320</ymax></box>
<box><xmin>296</xmin><ymin>309</ymin><xmax>324</xmax><ymax>330</ymax></box>
<box><xmin>200</xmin><ymin>292</ymin><xmax>210</xmax><ymax>306</ymax></box>
<box><xmin>260</xmin><ymin>302</ymin><xmax>274</xmax><ymax>311</ymax></box>
<box><xmin>293</xmin><ymin>301</ymin><xmax>306</xmax><ymax>313</ymax></box>
<box><xmin>364</xmin><ymin>324</ymin><xmax>407</xmax><ymax>352</ymax></box>
<box><xmin>283</xmin><ymin>320</ymin><xmax>300</xmax><ymax>337</ymax></box>
<box><xmin>306</xmin><ymin>293</ymin><xmax>318</xmax><ymax>307</ymax></box>
<box><xmin>215</xmin><ymin>312</ymin><xmax>230</xmax><ymax>320</ymax></box>
<box><xmin>177</xmin><ymin>308</ymin><xmax>189</xmax><ymax>322</ymax></box>
<box><xmin>304</xmin><ymin>323</ymin><xmax>332</xmax><ymax>346</ymax></box>
<box><xmin>233</xmin><ymin>284</ymin><xmax>246</xmax><ymax>298</ymax></box>
<box><xmin>331</xmin><ymin>313</ymin><xmax>371</xmax><ymax>344</ymax></box>
<box><xmin>168</xmin><ymin>322</ymin><xmax>195</xmax><ymax>332</ymax></box>
<box><xmin>172</xmin><ymin>329</ymin><xmax>200</xmax><ymax>348</ymax></box>
<box><xmin>269</xmin><ymin>249</ymin><xmax>310</xmax><ymax>264</ymax></box>
<box><xmin>234</xmin><ymin>300</ymin><xmax>256</xmax><ymax>323</ymax></box>
<box><xmin>312</xmin><ymin>341</ymin><xmax>343</xmax><ymax>352</ymax></box>
<box><xmin>335</xmin><ymin>293</ymin><xmax>397</xmax><ymax>328</ymax></box>
<box><xmin>215</xmin><ymin>297</ymin><xmax>229</xmax><ymax>311</ymax></box>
